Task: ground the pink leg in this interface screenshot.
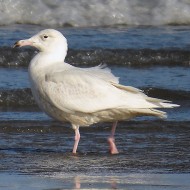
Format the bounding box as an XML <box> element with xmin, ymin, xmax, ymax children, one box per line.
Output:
<box><xmin>107</xmin><ymin>121</ymin><xmax>119</xmax><ymax>154</ymax></box>
<box><xmin>72</xmin><ymin>128</ymin><xmax>80</xmax><ymax>154</ymax></box>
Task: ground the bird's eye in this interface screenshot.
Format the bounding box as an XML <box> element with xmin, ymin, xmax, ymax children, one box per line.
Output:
<box><xmin>43</xmin><ymin>35</ymin><xmax>48</xmax><ymax>39</ymax></box>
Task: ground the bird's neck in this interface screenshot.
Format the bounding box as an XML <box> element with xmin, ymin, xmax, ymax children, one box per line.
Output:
<box><xmin>28</xmin><ymin>52</ymin><xmax>66</xmax><ymax>82</ymax></box>
<box><xmin>31</xmin><ymin>51</ymin><xmax>66</xmax><ymax>69</ymax></box>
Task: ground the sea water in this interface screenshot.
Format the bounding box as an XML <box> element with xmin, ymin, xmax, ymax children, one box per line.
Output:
<box><xmin>0</xmin><ymin>1</ymin><xmax>190</xmax><ymax>189</ymax></box>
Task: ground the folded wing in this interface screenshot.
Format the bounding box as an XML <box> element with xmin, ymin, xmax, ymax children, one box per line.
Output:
<box><xmin>42</xmin><ymin>66</ymin><xmax>179</xmax><ymax>115</ymax></box>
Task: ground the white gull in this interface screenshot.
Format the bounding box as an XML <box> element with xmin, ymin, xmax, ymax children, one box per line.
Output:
<box><xmin>14</xmin><ymin>29</ymin><xmax>179</xmax><ymax>154</ymax></box>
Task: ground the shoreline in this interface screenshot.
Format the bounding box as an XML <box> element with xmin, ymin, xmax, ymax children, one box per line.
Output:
<box><xmin>0</xmin><ymin>172</ymin><xmax>189</xmax><ymax>190</ymax></box>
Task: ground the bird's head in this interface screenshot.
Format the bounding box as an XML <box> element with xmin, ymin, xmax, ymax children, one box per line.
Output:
<box><xmin>14</xmin><ymin>29</ymin><xmax>68</xmax><ymax>58</ymax></box>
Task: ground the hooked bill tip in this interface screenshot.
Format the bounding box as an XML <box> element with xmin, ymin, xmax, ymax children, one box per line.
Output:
<box><xmin>13</xmin><ymin>41</ymin><xmax>20</xmax><ymax>48</ymax></box>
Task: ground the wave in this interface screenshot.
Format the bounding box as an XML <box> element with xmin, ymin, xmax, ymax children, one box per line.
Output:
<box><xmin>0</xmin><ymin>88</ymin><xmax>189</xmax><ymax>110</ymax></box>
<box><xmin>0</xmin><ymin>88</ymin><xmax>36</xmax><ymax>109</ymax></box>
<box><xmin>1</xmin><ymin>0</ymin><xmax>190</xmax><ymax>27</ymax></box>
<box><xmin>0</xmin><ymin>119</ymin><xmax>190</xmax><ymax>134</ymax></box>
<box><xmin>1</xmin><ymin>48</ymin><xmax>190</xmax><ymax>67</ymax></box>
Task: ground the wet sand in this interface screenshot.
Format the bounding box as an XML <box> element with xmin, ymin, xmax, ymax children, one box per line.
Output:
<box><xmin>1</xmin><ymin>173</ymin><xmax>190</xmax><ymax>190</ymax></box>
<box><xmin>0</xmin><ymin>120</ymin><xmax>190</xmax><ymax>189</ymax></box>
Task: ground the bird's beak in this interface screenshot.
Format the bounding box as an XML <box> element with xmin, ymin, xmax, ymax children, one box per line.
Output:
<box><xmin>13</xmin><ymin>39</ymin><xmax>33</xmax><ymax>48</ymax></box>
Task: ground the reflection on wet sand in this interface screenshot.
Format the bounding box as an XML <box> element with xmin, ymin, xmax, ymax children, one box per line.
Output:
<box><xmin>53</xmin><ymin>174</ymin><xmax>190</xmax><ymax>189</ymax></box>
<box><xmin>74</xmin><ymin>176</ymin><xmax>81</xmax><ymax>189</ymax></box>
<box><xmin>1</xmin><ymin>173</ymin><xmax>190</xmax><ymax>190</ymax></box>
<box><xmin>73</xmin><ymin>176</ymin><xmax>118</xmax><ymax>189</ymax></box>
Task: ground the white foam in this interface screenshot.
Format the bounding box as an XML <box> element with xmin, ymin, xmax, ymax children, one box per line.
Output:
<box><xmin>1</xmin><ymin>0</ymin><xmax>190</xmax><ymax>27</ymax></box>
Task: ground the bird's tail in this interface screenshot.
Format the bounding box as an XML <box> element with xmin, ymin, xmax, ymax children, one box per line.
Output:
<box><xmin>111</xmin><ymin>82</ymin><xmax>180</xmax><ymax>119</ymax></box>
<box><xmin>128</xmin><ymin>108</ymin><xmax>167</xmax><ymax>119</ymax></box>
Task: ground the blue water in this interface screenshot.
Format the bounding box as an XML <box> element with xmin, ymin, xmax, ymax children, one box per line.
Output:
<box><xmin>1</xmin><ymin>25</ymin><xmax>190</xmax><ymax>49</ymax></box>
<box><xmin>0</xmin><ymin>68</ymin><xmax>29</xmax><ymax>89</ymax></box>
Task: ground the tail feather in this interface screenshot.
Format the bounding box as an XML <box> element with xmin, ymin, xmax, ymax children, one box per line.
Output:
<box><xmin>160</xmin><ymin>102</ymin><xmax>180</xmax><ymax>108</ymax></box>
<box><xmin>112</xmin><ymin>83</ymin><xmax>180</xmax><ymax>109</ymax></box>
<box><xmin>129</xmin><ymin>108</ymin><xmax>167</xmax><ymax>119</ymax></box>
<box><xmin>145</xmin><ymin>96</ymin><xmax>180</xmax><ymax>108</ymax></box>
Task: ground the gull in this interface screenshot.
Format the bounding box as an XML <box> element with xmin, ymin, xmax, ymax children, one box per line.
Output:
<box><xmin>14</xmin><ymin>29</ymin><xmax>179</xmax><ymax>154</ymax></box>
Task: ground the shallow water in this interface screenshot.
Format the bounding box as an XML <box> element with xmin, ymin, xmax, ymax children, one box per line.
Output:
<box><xmin>0</xmin><ymin>120</ymin><xmax>190</xmax><ymax>189</ymax></box>
<box><xmin>1</xmin><ymin>120</ymin><xmax>190</xmax><ymax>172</ymax></box>
<box><xmin>0</xmin><ymin>24</ymin><xmax>190</xmax><ymax>189</ymax></box>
